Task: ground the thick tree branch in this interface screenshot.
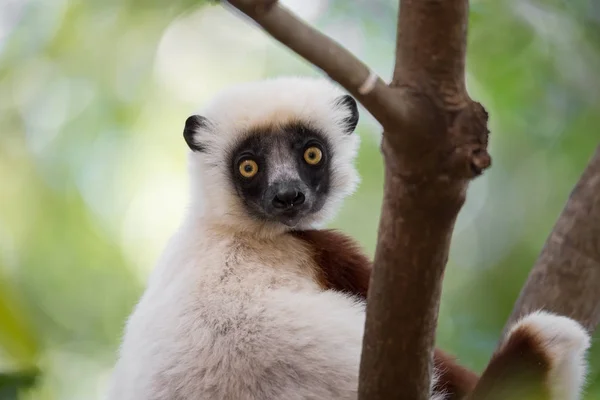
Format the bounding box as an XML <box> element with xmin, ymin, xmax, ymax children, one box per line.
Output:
<box><xmin>502</xmin><ymin>146</ymin><xmax>600</xmax><ymax>337</ymax></box>
<box><xmin>358</xmin><ymin>1</ymin><xmax>490</xmax><ymax>400</ymax></box>
<box><xmin>225</xmin><ymin>0</ymin><xmax>401</xmax><ymax>126</ymax></box>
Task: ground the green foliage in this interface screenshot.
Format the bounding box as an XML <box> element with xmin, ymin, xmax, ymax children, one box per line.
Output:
<box><xmin>0</xmin><ymin>0</ymin><xmax>599</xmax><ymax>398</ymax></box>
<box><xmin>0</xmin><ymin>370</ymin><xmax>38</xmax><ymax>400</ymax></box>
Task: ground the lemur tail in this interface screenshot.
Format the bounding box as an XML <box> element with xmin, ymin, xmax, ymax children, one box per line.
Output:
<box><xmin>466</xmin><ymin>311</ymin><xmax>591</xmax><ymax>400</ymax></box>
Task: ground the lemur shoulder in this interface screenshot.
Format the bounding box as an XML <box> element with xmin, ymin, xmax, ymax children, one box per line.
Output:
<box><xmin>108</xmin><ymin>76</ymin><xmax>591</xmax><ymax>400</ymax></box>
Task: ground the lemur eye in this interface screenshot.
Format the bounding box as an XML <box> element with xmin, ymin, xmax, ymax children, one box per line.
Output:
<box><xmin>239</xmin><ymin>159</ymin><xmax>258</xmax><ymax>178</ymax></box>
<box><xmin>303</xmin><ymin>147</ymin><xmax>323</xmax><ymax>165</ymax></box>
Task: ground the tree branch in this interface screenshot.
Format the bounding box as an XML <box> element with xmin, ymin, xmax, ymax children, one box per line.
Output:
<box><xmin>225</xmin><ymin>0</ymin><xmax>401</xmax><ymax>126</ymax></box>
<box><xmin>502</xmin><ymin>145</ymin><xmax>600</xmax><ymax>337</ymax></box>
<box><xmin>358</xmin><ymin>1</ymin><xmax>490</xmax><ymax>400</ymax></box>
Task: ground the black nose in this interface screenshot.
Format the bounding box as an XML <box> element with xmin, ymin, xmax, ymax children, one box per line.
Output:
<box><xmin>272</xmin><ymin>187</ymin><xmax>306</xmax><ymax>209</ymax></box>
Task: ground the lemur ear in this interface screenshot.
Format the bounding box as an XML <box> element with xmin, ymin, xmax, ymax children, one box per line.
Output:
<box><xmin>183</xmin><ymin>115</ymin><xmax>210</xmax><ymax>152</ymax></box>
<box><xmin>334</xmin><ymin>95</ymin><xmax>359</xmax><ymax>134</ymax></box>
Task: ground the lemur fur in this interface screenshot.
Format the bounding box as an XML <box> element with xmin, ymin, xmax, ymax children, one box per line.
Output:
<box><xmin>108</xmin><ymin>76</ymin><xmax>590</xmax><ymax>400</ymax></box>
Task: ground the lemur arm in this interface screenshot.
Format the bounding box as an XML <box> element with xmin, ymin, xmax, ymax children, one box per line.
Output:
<box><xmin>291</xmin><ymin>229</ymin><xmax>478</xmax><ymax>399</ymax></box>
<box><xmin>291</xmin><ymin>229</ymin><xmax>591</xmax><ymax>400</ymax></box>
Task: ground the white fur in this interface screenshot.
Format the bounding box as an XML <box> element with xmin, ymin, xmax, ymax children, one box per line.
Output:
<box><xmin>108</xmin><ymin>220</ymin><xmax>369</xmax><ymax>399</ymax></box>
<box><xmin>186</xmin><ymin>76</ymin><xmax>361</xmax><ymax>236</ymax></box>
<box><xmin>506</xmin><ymin>310</ymin><xmax>591</xmax><ymax>400</ymax></box>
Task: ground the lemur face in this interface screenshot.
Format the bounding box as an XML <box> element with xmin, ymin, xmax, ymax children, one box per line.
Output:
<box><xmin>227</xmin><ymin>122</ymin><xmax>332</xmax><ymax>227</ymax></box>
<box><xmin>183</xmin><ymin>77</ymin><xmax>361</xmax><ymax>230</ymax></box>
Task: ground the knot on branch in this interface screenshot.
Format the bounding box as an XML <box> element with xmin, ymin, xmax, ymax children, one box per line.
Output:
<box><xmin>382</xmin><ymin>90</ymin><xmax>490</xmax><ymax>191</ymax></box>
<box><xmin>449</xmin><ymin>100</ymin><xmax>491</xmax><ymax>179</ymax></box>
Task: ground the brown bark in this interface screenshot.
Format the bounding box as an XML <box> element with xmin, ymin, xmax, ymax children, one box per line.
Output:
<box><xmin>226</xmin><ymin>1</ymin><xmax>490</xmax><ymax>399</ymax></box>
<box><xmin>502</xmin><ymin>146</ymin><xmax>600</xmax><ymax>337</ymax></box>
<box><xmin>358</xmin><ymin>1</ymin><xmax>489</xmax><ymax>398</ymax></box>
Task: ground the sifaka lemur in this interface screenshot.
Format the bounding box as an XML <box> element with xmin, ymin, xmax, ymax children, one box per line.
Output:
<box><xmin>108</xmin><ymin>76</ymin><xmax>591</xmax><ymax>400</ymax></box>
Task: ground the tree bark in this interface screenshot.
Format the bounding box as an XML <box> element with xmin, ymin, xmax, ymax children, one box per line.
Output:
<box><xmin>226</xmin><ymin>1</ymin><xmax>491</xmax><ymax>399</ymax></box>
<box><xmin>359</xmin><ymin>1</ymin><xmax>489</xmax><ymax>399</ymax></box>
<box><xmin>502</xmin><ymin>146</ymin><xmax>600</xmax><ymax>337</ymax></box>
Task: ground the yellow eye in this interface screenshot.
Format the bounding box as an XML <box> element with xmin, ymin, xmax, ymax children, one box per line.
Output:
<box><xmin>303</xmin><ymin>147</ymin><xmax>323</xmax><ymax>165</ymax></box>
<box><xmin>239</xmin><ymin>159</ymin><xmax>258</xmax><ymax>178</ymax></box>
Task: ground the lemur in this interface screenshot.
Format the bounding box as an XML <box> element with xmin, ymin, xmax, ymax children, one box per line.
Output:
<box><xmin>108</xmin><ymin>76</ymin><xmax>591</xmax><ymax>400</ymax></box>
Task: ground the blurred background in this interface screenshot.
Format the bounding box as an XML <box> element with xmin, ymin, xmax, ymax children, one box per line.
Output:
<box><xmin>1</xmin><ymin>0</ymin><xmax>599</xmax><ymax>398</ymax></box>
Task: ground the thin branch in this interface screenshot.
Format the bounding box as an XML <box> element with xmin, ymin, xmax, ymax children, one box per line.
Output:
<box><xmin>225</xmin><ymin>0</ymin><xmax>400</xmax><ymax>126</ymax></box>
<box><xmin>502</xmin><ymin>145</ymin><xmax>600</xmax><ymax>337</ymax></box>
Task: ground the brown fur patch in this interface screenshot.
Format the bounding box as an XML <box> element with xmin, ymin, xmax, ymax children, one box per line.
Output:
<box><xmin>466</xmin><ymin>326</ymin><xmax>551</xmax><ymax>400</ymax></box>
<box><xmin>433</xmin><ymin>349</ymin><xmax>479</xmax><ymax>398</ymax></box>
<box><xmin>290</xmin><ymin>229</ymin><xmax>371</xmax><ymax>297</ymax></box>
<box><xmin>290</xmin><ymin>229</ymin><xmax>479</xmax><ymax>400</ymax></box>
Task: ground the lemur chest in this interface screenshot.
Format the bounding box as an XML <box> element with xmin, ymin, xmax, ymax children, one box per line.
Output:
<box><xmin>173</xmin><ymin>234</ymin><xmax>325</xmax><ymax>338</ymax></box>
<box><xmin>198</xmin><ymin>233</ymin><xmax>323</xmax><ymax>295</ymax></box>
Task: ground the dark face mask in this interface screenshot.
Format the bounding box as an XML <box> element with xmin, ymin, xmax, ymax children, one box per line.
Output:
<box><xmin>228</xmin><ymin>123</ymin><xmax>332</xmax><ymax>227</ymax></box>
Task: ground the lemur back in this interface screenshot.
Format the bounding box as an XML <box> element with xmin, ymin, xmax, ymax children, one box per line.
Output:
<box><xmin>108</xmin><ymin>77</ymin><xmax>591</xmax><ymax>400</ymax></box>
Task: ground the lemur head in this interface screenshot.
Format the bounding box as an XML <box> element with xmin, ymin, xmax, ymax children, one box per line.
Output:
<box><xmin>183</xmin><ymin>76</ymin><xmax>361</xmax><ymax>234</ymax></box>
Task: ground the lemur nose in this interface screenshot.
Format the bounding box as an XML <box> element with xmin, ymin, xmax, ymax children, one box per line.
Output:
<box><xmin>272</xmin><ymin>188</ymin><xmax>305</xmax><ymax>209</ymax></box>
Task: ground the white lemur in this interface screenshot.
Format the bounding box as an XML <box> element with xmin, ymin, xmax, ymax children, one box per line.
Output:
<box><xmin>108</xmin><ymin>76</ymin><xmax>591</xmax><ymax>400</ymax></box>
